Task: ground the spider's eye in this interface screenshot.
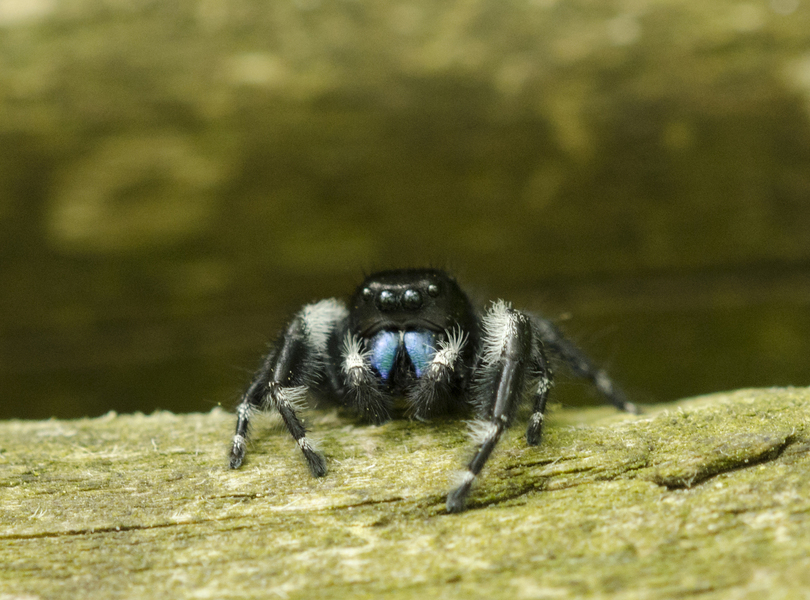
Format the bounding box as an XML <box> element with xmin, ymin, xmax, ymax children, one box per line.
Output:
<box><xmin>427</xmin><ymin>284</ymin><xmax>440</xmax><ymax>297</ymax></box>
<box><xmin>361</xmin><ymin>287</ymin><xmax>374</xmax><ymax>301</ymax></box>
<box><xmin>401</xmin><ymin>289</ymin><xmax>423</xmax><ymax>310</ymax></box>
<box><xmin>376</xmin><ymin>289</ymin><xmax>398</xmax><ymax>311</ymax></box>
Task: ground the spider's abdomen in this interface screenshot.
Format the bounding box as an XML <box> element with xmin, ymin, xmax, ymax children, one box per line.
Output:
<box><xmin>369</xmin><ymin>329</ymin><xmax>437</xmax><ymax>382</ymax></box>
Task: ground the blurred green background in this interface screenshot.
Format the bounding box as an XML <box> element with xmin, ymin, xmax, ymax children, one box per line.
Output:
<box><xmin>1</xmin><ymin>0</ymin><xmax>809</xmax><ymax>420</ymax></box>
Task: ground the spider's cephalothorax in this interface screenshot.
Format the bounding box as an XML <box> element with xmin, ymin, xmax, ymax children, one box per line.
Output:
<box><xmin>228</xmin><ymin>268</ymin><xmax>638</xmax><ymax>513</ymax></box>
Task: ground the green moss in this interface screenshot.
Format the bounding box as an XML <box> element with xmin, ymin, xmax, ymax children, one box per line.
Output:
<box><xmin>1</xmin><ymin>388</ymin><xmax>809</xmax><ymax>598</ymax></box>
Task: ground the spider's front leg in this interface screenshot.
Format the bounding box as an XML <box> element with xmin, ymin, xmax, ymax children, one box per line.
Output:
<box><xmin>446</xmin><ymin>301</ymin><xmax>541</xmax><ymax>513</ymax></box>
<box><xmin>229</xmin><ymin>299</ymin><xmax>348</xmax><ymax>476</ymax></box>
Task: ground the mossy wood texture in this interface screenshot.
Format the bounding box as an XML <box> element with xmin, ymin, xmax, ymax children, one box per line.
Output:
<box><xmin>1</xmin><ymin>388</ymin><xmax>809</xmax><ymax>599</ymax></box>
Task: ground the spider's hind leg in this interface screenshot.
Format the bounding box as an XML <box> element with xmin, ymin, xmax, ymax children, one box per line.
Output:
<box><xmin>530</xmin><ymin>315</ymin><xmax>640</xmax><ymax>414</ymax></box>
<box><xmin>526</xmin><ymin>333</ymin><xmax>553</xmax><ymax>446</ymax></box>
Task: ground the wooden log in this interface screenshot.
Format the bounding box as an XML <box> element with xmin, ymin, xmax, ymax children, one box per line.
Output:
<box><xmin>2</xmin><ymin>387</ymin><xmax>809</xmax><ymax>598</ymax></box>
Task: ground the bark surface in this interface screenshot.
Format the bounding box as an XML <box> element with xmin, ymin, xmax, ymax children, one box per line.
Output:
<box><xmin>2</xmin><ymin>388</ymin><xmax>809</xmax><ymax>599</ymax></box>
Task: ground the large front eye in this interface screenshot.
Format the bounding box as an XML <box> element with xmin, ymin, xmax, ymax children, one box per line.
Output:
<box><xmin>401</xmin><ymin>289</ymin><xmax>422</xmax><ymax>310</ymax></box>
<box><xmin>376</xmin><ymin>289</ymin><xmax>398</xmax><ymax>311</ymax></box>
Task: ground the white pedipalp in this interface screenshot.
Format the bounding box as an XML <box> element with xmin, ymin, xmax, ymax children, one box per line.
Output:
<box><xmin>431</xmin><ymin>327</ymin><xmax>468</xmax><ymax>370</ymax></box>
<box><xmin>341</xmin><ymin>332</ymin><xmax>370</xmax><ymax>375</ymax></box>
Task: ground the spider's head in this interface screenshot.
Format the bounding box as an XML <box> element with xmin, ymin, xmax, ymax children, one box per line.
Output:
<box><xmin>349</xmin><ymin>269</ymin><xmax>475</xmax><ymax>337</ymax></box>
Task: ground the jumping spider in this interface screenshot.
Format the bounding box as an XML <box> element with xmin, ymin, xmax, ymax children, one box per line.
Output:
<box><xmin>228</xmin><ymin>268</ymin><xmax>638</xmax><ymax>512</ymax></box>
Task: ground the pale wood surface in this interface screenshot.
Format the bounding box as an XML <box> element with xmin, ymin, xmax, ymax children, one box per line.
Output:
<box><xmin>2</xmin><ymin>388</ymin><xmax>809</xmax><ymax>599</ymax></box>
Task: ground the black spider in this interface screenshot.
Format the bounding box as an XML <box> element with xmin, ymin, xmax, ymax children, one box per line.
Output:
<box><xmin>228</xmin><ymin>268</ymin><xmax>638</xmax><ymax>513</ymax></box>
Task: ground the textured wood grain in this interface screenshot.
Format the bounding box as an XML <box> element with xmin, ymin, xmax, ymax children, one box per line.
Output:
<box><xmin>1</xmin><ymin>388</ymin><xmax>809</xmax><ymax>599</ymax></box>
